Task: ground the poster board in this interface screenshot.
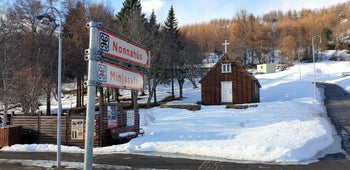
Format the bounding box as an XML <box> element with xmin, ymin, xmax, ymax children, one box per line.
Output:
<box><xmin>127</xmin><ymin>110</ymin><xmax>135</xmax><ymax>126</ymax></box>
<box><xmin>71</xmin><ymin>119</ymin><xmax>84</xmax><ymax>140</ymax></box>
<box><xmin>107</xmin><ymin>105</ymin><xmax>118</xmax><ymax>128</ymax></box>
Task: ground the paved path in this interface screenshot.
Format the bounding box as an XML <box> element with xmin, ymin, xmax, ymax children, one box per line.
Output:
<box><xmin>318</xmin><ymin>83</ymin><xmax>350</xmax><ymax>153</ymax></box>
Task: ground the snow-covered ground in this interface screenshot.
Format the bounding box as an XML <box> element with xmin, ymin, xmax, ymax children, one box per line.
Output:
<box><xmin>2</xmin><ymin>59</ymin><xmax>350</xmax><ymax>166</ymax></box>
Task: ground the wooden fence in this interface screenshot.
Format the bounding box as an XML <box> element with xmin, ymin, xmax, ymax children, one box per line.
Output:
<box><xmin>11</xmin><ymin>103</ymin><xmax>140</xmax><ymax>148</ymax></box>
<box><xmin>0</xmin><ymin>126</ymin><xmax>22</xmax><ymax>148</ymax></box>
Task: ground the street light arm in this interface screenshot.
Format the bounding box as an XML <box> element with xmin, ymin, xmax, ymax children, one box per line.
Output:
<box><xmin>37</xmin><ymin>6</ymin><xmax>62</xmax><ymax>27</ymax></box>
<box><xmin>312</xmin><ymin>35</ymin><xmax>322</xmax><ymax>48</ymax></box>
<box><xmin>45</xmin><ymin>6</ymin><xmax>62</xmax><ymax>23</ymax></box>
<box><xmin>36</xmin><ymin>14</ymin><xmax>55</xmax><ymax>22</ymax></box>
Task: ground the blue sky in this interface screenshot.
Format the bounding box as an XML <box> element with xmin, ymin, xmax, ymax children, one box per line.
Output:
<box><xmin>100</xmin><ymin>0</ymin><xmax>348</xmax><ymax>26</ymax></box>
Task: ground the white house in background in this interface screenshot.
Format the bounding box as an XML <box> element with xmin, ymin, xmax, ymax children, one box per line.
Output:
<box><xmin>257</xmin><ymin>64</ymin><xmax>276</xmax><ymax>74</ymax></box>
<box><xmin>202</xmin><ymin>53</ymin><xmax>222</xmax><ymax>64</ymax></box>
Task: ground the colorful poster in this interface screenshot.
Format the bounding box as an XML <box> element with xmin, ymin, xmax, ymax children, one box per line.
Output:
<box><xmin>107</xmin><ymin>106</ymin><xmax>118</xmax><ymax>128</ymax></box>
<box><xmin>71</xmin><ymin>119</ymin><xmax>84</xmax><ymax>140</ymax></box>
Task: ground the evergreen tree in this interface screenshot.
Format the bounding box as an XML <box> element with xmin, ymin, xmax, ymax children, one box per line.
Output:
<box><xmin>116</xmin><ymin>0</ymin><xmax>142</xmax><ymax>22</ymax></box>
<box><xmin>320</xmin><ymin>27</ymin><xmax>334</xmax><ymax>50</ymax></box>
<box><xmin>115</xmin><ymin>0</ymin><xmax>148</xmax><ymax>104</ymax></box>
<box><xmin>63</xmin><ymin>1</ymin><xmax>88</xmax><ymax>107</ymax></box>
<box><xmin>115</xmin><ymin>0</ymin><xmax>146</xmax><ymax>41</ymax></box>
<box><xmin>163</xmin><ymin>5</ymin><xmax>185</xmax><ymax>98</ymax></box>
<box><xmin>145</xmin><ymin>10</ymin><xmax>160</xmax><ymax>106</ymax></box>
<box><xmin>147</xmin><ymin>10</ymin><xmax>160</xmax><ymax>37</ymax></box>
<box><xmin>164</xmin><ymin>6</ymin><xmax>180</xmax><ymax>40</ymax></box>
<box><xmin>321</xmin><ymin>27</ymin><xmax>333</xmax><ymax>43</ymax></box>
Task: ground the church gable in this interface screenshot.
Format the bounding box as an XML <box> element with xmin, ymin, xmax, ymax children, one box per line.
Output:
<box><xmin>200</xmin><ymin>54</ymin><xmax>260</xmax><ymax>105</ymax></box>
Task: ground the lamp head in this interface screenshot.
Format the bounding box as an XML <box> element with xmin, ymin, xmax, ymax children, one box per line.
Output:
<box><xmin>36</xmin><ymin>14</ymin><xmax>56</xmax><ymax>25</ymax></box>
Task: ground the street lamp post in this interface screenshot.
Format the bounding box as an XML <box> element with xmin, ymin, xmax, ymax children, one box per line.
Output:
<box><xmin>36</xmin><ymin>6</ymin><xmax>62</xmax><ymax>168</ymax></box>
<box><xmin>312</xmin><ymin>35</ymin><xmax>321</xmax><ymax>101</ymax></box>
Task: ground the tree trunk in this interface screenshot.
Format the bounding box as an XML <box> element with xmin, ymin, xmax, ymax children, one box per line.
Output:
<box><xmin>107</xmin><ymin>87</ymin><xmax>110</xmax><ymax>103</ymax></box>
<box><xmin>115</xmin><ymin>88</ymin><xmax>120</xmax><ymax>103</ymax></box>
<box><xmin>178</xmin><ymin>79</ymin><xmax>184</xmax><ymax>98</ymax></box>
<box><xmin>147</xmin><ymin>78</ymin><xmax>160</xmax><ymax>107</ymax></box>
<box><xmin>76</xmin><ymin>76</ymin><xmax>82</xmax><ymax>107</ymax></box>
<box><xmin>251</xmin><ymin>49</ymin><xmax>254</xmax><ymax>65</ymax></box>
<box><xmin>2</xmin><ymin>74</ymin><xmax>8</xmax><ymax>126</ymax></box>
<box><xmin>2</xmin><ymin>102</ymin><xmax>8</xmax><ymax>126</ymax></box>
<box><xmin>46</xmin><ymin>90</ymin><xmax>51</xmax><ymax>115</ymax></box>
<box><xmin>153</xmin><ymin>85</ymin><xmax>157</xmax><ymax>104</ymax></box>
<box><xmin>146</xmin><ymin>77</ymin><xmax>153</xmax><ymax>108</ymax></box>
<box><xmin>131</xmin><ymin>90</ymin><xmax>135</xmax><ymax>106</ymax></box>
<box><xmin>133</xmin><ymin>90</ymin><xmax>138</xmax><ymax>111</ymax></box>
<box><xmin>171</xmin><ymin>69</ymin><xmax>175</xmax><ymax>99</ymax></box>
<box><xmin>187</xmin><ymin>72</ymin><xmax>198</xmax><ymax>89</ymax></box>
<box><xmin>81</xmin><ymin>78</ymin><xmax>84</xmax><ymax>107</ymax></box>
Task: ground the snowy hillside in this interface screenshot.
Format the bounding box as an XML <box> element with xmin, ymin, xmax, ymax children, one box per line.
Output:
<box><xmin>2</xmin><ymin>60</ymin><xmax>350</xmax><ymax>164</ymax></box>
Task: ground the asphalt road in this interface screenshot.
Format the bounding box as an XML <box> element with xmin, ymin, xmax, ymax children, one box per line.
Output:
<box><xmin>0</xmin><ymin>151</ymin><xmax>350</xmax><ymax>170</ymax></box>
<box><xmin>318</xmin><ymin>82</ymin><xmax>350</xmax><ymax>154</ymax></box>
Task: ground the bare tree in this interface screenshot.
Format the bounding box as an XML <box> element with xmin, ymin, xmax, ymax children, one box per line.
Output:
<box><xmin>1</xmin><ymin>1</ymin><xmax>51</xmax><ymax>122</ymax></box>
<box><xmin>229</xmin><ymin>10</ymin><xmax>250</xmax><ymax>66</ymax></box>
<box><xmin>12</xmin><ymin>0</ymin><xmax>43</xmax><ymax>33</ymax></box>
<box><xmin>6</xmin><ymin>0</ymin><xmax>58</xmax><ymax>115</ymax></box>
<box><xmin>88</xmin><ymin>3</ymin><xmax>115</xmax><ymax>28</ymax></box>
<box><xmin>0</xmin><ymin>6</ymin><xmax>24</xmax><ymax>125</ymax></box>
<box><xmin>11</xmin><ymin>67</ymin><xmax>47</xmax><ymax>115</ymax></box>
<box><xmin>281</xmin><ymin>35</ymin><xmax>298</xmax><ymax>64</ymax></box>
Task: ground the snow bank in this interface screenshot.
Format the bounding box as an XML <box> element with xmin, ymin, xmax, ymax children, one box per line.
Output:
<box><xmin>2</xmin><ymin>61</ymin><xmax>350</xmax><ymax>164</ymax></box>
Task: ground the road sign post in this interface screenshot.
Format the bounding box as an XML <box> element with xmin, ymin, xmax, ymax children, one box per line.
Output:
<box><xmin>84</xmin><ymin>21</ymin><xmax>102</xmax><ymax>170</ymax></box>
<box><xmin>84</xmin><ymin>22</ymin><xmax>149</xmax><ymax>170</ymax></box>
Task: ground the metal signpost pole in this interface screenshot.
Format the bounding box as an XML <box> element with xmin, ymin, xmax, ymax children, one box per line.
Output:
<box><xmin>84</xmin><ymin>21</ymin><xmax>100</xmax><ymax>170</ymax></box>
<box><xmin>83</xmin><ymin>21</ymin><xmax>149</xmax><ymax>169</ymax></box>
<box><xmin>57</xmin><ymin>10</ymin><xmax>62</xmax><ymax>168</ymax></box>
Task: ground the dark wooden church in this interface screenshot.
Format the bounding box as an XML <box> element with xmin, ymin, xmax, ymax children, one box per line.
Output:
<box><xmin>199</xmin><ymin>54</ymin><xmax>261</xmax><ymax>105</ymax></box>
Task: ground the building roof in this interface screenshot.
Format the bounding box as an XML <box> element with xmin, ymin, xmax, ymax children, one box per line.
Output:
<box><xmin>199</xmin><ymin>54</ymin><xmax>261</xmax><ymax>87</ymax></box>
